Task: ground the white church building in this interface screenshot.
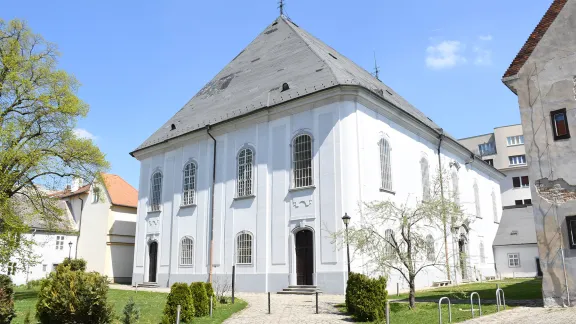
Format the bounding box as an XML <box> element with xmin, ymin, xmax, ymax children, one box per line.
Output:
<box><xmin>130</xmin><ymin>16</ymin><xmax>505</xmax><ymax>294</ymax></box>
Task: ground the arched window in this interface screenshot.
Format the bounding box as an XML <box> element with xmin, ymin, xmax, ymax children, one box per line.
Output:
<box><xmin>451</xmin><ymin>171</ymin><xmax>460</xmax><ymax>204</ymax></box>
<box><xmin>182</xmin><ymin>162</ymin><xmax>197</xmax><ymax>206</ymax></box>
<box><xmin>426</xmin><ymin>234</ymin><xmax>435</xmax><ymax>261</ymax></box>
<box><xmin>180</xmin><ymin>237</ymin><xmax>194</xmax><ymax>266</ymax></box>
<box><xmin>379</xmin><ymin>137</ymin><xmax>392</xmax><ymax>191</ymax></box>
<box><xmin>236</xmin><ymin>232</ymin><xmax>253</xmax><ymax>264</ymax></box>
<box><xmin>384</xmin><ymin>229</ymin><xmax>394</xmax><ymax>256</ymax></box>
<box><xmin>292</xmin><ymin>134</ymin><xmax>313</xmax><ymax>188</ymax></box>
<box><xmin>150</xmin><ymin>171</ymin><xmax>163</xmax><ymax>212</ymax></box>
<box><xmin>479</xmin><ymin>241</ymin><xmax>486</xmax><ymax>263</ymax></box>
<box><xmin>237</xmin><ymin>147</ymin><xmax>254</xmax><ymax>197</ymax></box>
<box><xmin>492</xmin><ymin>190</ymin><xmax>498</xmax><ymax>223</ymax></box>
<box><xmin>474</xmin><ymin>181</ymin><xmax>481</xmax><ymax>218</ymax></box>
<box><xmin>420</xmin><ymin>157</ymin><xmax>430</xmax><ymax>200</ymax></box>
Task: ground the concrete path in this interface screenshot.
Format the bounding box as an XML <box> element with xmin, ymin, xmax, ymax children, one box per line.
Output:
<box><xmin>461</xmin><ymin>306</ymin><xmax>576</xmax><ymax>323</ymax></box>
<box><xmin>223</xmin><ymin>293</ymin><xmax>349</xmax><ymax>324</ymax></box>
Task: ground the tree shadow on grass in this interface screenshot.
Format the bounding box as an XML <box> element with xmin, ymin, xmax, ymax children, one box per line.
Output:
<box><xmin>15</xmin><ymin>290</ymin><xmax>39</xmax><ymax>301</ymax></box>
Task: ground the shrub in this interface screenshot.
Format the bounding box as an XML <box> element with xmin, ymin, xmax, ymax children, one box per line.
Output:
<box><xmin>26</xmin><ymin>278</ymin><xmax>46</xmax><ymax>290</ymax></box>
<box><xmin>162</xmin><ymin>283</ymin><xmax>194</xmax><ymax>323</ymax></box>
<box><xmin>0</xmin><ymin>274</ymin><xmax>15</xmax><ymax>324</ymax></box>
<box><xmin>35</xmin><ymin>267</ymin><xmax>113</xmax><ymax>323</ymax></box>
<box><xmin>345</xmin><ymin>273</ymin><xmax>387</xmax><ymax>322</ymax></box>
<box><xmin>58</xmin><ymin>258</ymin><xmax>87</xmax><ymax>272</ymax></box>
<box><xmin>190</xmin><ymin>282</ymin><xmax>209</xmax><ymax>317</ymax></box>
<box><xmin>204</xmin><ymin>282</ymin><xmax>215</xmax><ymax>307</ymax></box>
<box><xmin>122</xmin><ymin>297</ymin><xmax>140</xmax><ymax>324</ymax></box>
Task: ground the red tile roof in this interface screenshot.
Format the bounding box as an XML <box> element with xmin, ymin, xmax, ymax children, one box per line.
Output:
<box><xmin>503</xmin><ymin>0</ymin><xmax>568</xmax><ymax>78</ymax></box>
<box><xmin>101</xmin><ymin>173</ymin><xmax>138</xmax><ymax>208</ymax></box>
<box><xmin>51</xmin><ymin>184</ymin><xmax>91</xmax><ymax>198</ymax></box>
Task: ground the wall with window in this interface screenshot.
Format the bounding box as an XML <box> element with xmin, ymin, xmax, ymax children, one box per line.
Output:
<box><xmin>500</xmin><ymin>168</ymin><xmax>532</xmax><ymax>207</ymax></box>
<box><xmin>494</xmin><ymin>244</ymin><xmax>539</xmax><ymax>278</ymax></box>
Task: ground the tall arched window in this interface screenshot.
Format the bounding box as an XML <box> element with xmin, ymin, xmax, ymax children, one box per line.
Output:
<box><xmin>150</xmin><ymin>171</ymin><xmax>163</xmax><ymax>212</ymax></box>
<box><xmin>292</xmin><ymin>134</ymin><xmax>313</xmax><ymax>188</ymax></box>
<box><xmin>379</xmin><ymin>137</ymin><xmax>392</xmax><ymax>191</ymax></box>
<box><xmin>420</xmin><ymin>157</ymin><xmax>430</xmax><ymax>200</ymax></box>
<box><xmin>237</xmin><ymin>147</ymin><xmax>254</xmax><ymax>197</ymax></box>
<box><xmin>236</xmin><ymin>232</ymin><xmax>253</xmax><ymax>264</ymax></box>
<box><xmin>474</xmin><ymin>181</ymin><xmax>481</xmax><ymax>218</ymax></box>
<box><xmin>426</xmin><ymin>234</ymin><xmax>435</xmax><ymax>261</ymax></box>
<box><xmin>180</xmin><ymin>237</ymin><xmax>194</xmax><ymax>266</ymax></box>
<box><xmin>479</xmin><ymin>241</ymin><xmax>485</xmax><ymax>263</ymax></box>
<box><xmin>182</xmin><ymin>162</ymin><xmax>197</xmax><ymax>206</ymax></box>
<box><xmin>384</xmin><ymin>229</ymin><xmax>394</xmax><ymax>256</ymax></box>
<box><xmin>492</xmin><ymin>190</ymin><xmax>498</xmax><ymax>223</ymax></box>
<box><xmin>451</xmin><ymin>171</ymin><xmax>460</xmax><ymax>204</ymax></box>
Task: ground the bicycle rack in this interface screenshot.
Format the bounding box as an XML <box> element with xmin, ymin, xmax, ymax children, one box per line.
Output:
<box><xmin>438</xmin><ymin>296</ymin><xmax>452</xmax><ymax>323</ymax></box>
<box><xmin>469</xmin><ymin>292</ymin><xmax>482</xmax><ymax>318</ymax></box>
<box><xmin>496</xmin><ymin>288</ymin><xmax>506</xmax><ymax>312</ymax></box>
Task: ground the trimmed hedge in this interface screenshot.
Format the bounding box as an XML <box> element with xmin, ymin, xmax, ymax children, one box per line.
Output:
<box><xmin>36</xmin><ymin>267</ymin><xmax>113</xmax><ymax>323</ymax></box>
<box><xmin>345</xmin><ymin>273</ymin><xmax>388</xmax><ymax>322</ymax></box>
<box><xmin>204</xmin><ymin>282</ymin><xmax>215</xmax><ymax>308</ymax></box>
<box><xmin>190</xmin><ymin>282</ymin><xmax>209</xmax><ymax>317</ymax></box>
<box><xmin>58</xmin><ymin>258</ymin><xmax>87</xmax><ymax>272</ymax></box>
<box><xmin>0</xmin><ymin>274</ymin><xmax>15</xmax><ymax>324</ymax></box>
<box><xmin>162</xmin><ymin>283</ymin><xmax>194</xmax><ymax>323</ymax></box>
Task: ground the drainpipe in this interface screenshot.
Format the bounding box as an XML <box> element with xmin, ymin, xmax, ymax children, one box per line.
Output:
<box><xmin>75</xmin><ymin>197</ymin><xmax>84</xmax><ymax>259</ymax></box>
<box><xmin>207</xmin><ymin>125</ymin><xmax>217</xmax><ymax>283</ymax></box>
<box><xmin>436</xmin><ymin>129</ymin><xmax>451</xmax><ymax>282</ymax></box>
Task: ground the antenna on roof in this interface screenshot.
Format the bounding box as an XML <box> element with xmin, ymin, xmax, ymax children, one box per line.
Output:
<box><xmin>373</xmin><ymin>51</ymin><xmax>380</xmax><ymax>81</ymax></box>
<box><xmin>278</xmin><ymin>0</ymin><xmax>285</xmax><ymax>16</ymax></box>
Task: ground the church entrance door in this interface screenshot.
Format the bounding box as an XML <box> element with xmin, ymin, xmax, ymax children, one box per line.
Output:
<box><xmin>148</xmin><ymin>241</ymin><xmax>158</xmax><ymax>283</ymax></box>
<box><xmin>295</xmin><ymin>229</ymin><xmax>313</xmax><ymax>285</ymax></box>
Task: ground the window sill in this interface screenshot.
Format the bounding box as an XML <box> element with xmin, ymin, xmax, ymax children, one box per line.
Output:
<box><xmin>235</xmin><ymin>263</ymin><xmax>253</xmax><ymax>266</ymax></box>
<box><xmin>180</xmin><ymin>203</ymin><xmax>197</xmax><ymax>208</ymax></box>
<box><xmin>506</xmin><ymin>144</ymin><xmax>524</xmax><ymax>147</ymax></box>
<box><xmin>289</xmin><ymin>185</ymin><xmax>316</xmax><ymax>192</ymax></box>
<box><xmin>380</xmin><ymin>188</ymin><xmax>396</xmax><ymax>195</ymax></box>
<box><xmin>508</xmin><ymin>164</ymin><xmax>527</xmax><ymax>167</ymax></box>
<box><xmin>179</xmin><ymin>264</ymin><xmax>194</xmax><ymax>268</ymax></box>
<box><xmin>234</xmin><ymin>195</ymin><xmax>256</xmax><ymax>201</ymax></box>
<box><xmin>147</xmin><ymin>210</ymin><xmax>161</xmax><ymax>214</ymax></box>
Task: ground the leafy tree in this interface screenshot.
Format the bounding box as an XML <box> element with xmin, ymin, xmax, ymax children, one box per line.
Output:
<box><xmin>0</xmin><ymin>19</ymin><xmax>109</xmax><ymax>271</ymax></box>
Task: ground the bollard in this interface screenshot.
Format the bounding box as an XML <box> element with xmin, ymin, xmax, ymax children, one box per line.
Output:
<box><xmin>176</xmin><ymin>305</ymin><xmax>181</xmax><ymax>324</ymax></box>
<box><xmin>316</xmin><ymin>292</ymin><xmax>318</xmax><ymax>314</ymax></box>
<box><xmin>210</xmin><ymin>296</ymin><xmax>213</xmax><ymax>317</ymax></box>
<box><xmin>232</xmin><ymin>265</ymin><xmax>236</xmax><ymax>304</ymax></box>
<box><xmin>385</xmin><ymin>301</ymin><xmax>390</xmax><ymax>324</ymax></box>
<box><xmin>396</xmin><ymin>282</ymin><xmax>399</xmax><ymax>297</ymax></box>
<box><xmin>438</xmin><ymin>297</ymin><xmax>452</xmax><ymax>323</ymax></box>
<box><xmin>268</xmin><ymin>292</ymin><xmax>271</xmax><ymax>314</ymax></box>
<box><xmin>496</xmin><ymin>288</ymin><xmax>506</xmax><ymax>312</ymax></box>
<box><xmin>470</xmin><ymin>292</ymin><xmax>482</xmax><ymax>318</ymax></box>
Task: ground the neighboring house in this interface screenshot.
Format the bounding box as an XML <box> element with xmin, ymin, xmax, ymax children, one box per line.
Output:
<box><xmin>502</xmin><ymin>0</ymin><xmax>576</xmax><ymax>306</ymax></box>
<box><xmin>54</xmin><ymin>173</ymin><xmax>138</xmax><ymax>284</ymax></box>
<box><xmin>130</xmin><ymin>16</ymin><xmax>504</xmax><ymax>294</ymax></box>
<box><xmin>459</xmin><ymin>125</ymin><xmax>539</xmax><ymax>278</ymax></box>
<box><xmin>493</xmin><ymin>206</ymin><xmax>540</xmax><ymax>278</ymax></box>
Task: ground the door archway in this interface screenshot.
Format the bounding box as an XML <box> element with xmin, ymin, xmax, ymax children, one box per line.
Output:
<box><xmin>295</xmin><ymin>229</ymin><xmax>314</xmax><ymax>285</ymax></box>
<box><xmin>148</xmin><ymin>241</ymin><xmax>158</xmax><ymax>283</ymax></box>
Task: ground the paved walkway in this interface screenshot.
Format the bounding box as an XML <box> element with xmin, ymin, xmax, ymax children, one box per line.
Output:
<box><xmin>223</xmin><ymin>293</ymin><xmax>349</xmax><ymax>324</ymax></box>
<box><xmin>461</xmin><ymin>306</ymin><xmax>576</xmax><ymax>323</ymax></box>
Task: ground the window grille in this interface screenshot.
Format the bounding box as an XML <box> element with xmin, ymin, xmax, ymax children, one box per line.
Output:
<box><xmin>420</xmin><ymin>157</ymin><xmax>430</xmax><ymax>200</ymax></box>
<box><xmin>479</xmin><ymin>241</ymin><xmax>486</xmax><ymax>263</ymax></box>
<box><xmin>236</xmin><ymin>233</ymin><xmax>253</xmax><ymax>264</ymax></box>
<box><xmin>492</xmin><ymin>190</ymin><xmax>498</xmax><ymax>223</ymax></box>
<box><xmin>150</xmin><ymin>171</ymin><xmax>162</xmax><ymax>211</ymax></box>
<box><xmin>293</xmin><ymin>134</ymin><xmax>313</xmax><ymax>188</ymax></box>
<box><xmin>55</xmin><ymin>235</ymin><xmax>64</xmax><ymax>250</ymax></box>
<box><xmin>379</xmin><ymin>137</ymin><xmax>392</xmax><ymax>191</ymax></box>
<box><xmin>180</xmin><ymin>237</ymin><xmax>194</xmax><ymax>266</ymax></box>
<box><xmin>237</xmin><ymin>148</ymin><xmax>254</xmax><ymax>197</ymax></box>
<box><xmin>384</xmin><ymin>229</ymin><xmax>394</xmax><ymax>256</ymax></box>
<box><xmin>508</xmin><ymin>253</ymin><xmax>520</xmax><ymax>267</ymax></box>
<box><xmin>426</xmin><ymin>234</ymin><xmax>435</xmax><ymax>261</ymax></box>
<box><xmin>183</xmin><ymin>162</ymin><xmax>197</xmax><ymax>205</ymax></box>
<box><xmin>474</xmin><ymin>181</ymin><xmax>481</xmax><ymax>218</ymax></box>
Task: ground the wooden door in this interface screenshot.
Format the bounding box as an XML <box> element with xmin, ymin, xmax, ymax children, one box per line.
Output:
<box><xmin>295</xmin><ymin>230</ymin><xmax>313</xmax><ymax>285</ymax></box>
<box><xmin>149</xmin><ymin>241</ymin><xmax>158</xmax><ymax>282</ymax></box>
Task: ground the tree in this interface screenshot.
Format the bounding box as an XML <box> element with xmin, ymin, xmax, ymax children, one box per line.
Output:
<box><xmin>0</xmin><ymin>19</ymin><xmax>109</xmax><ymax>271</ymax></box>
<box><xmin>332</xmin><ymin>169</ymin><xmax>465</xmax><ymax>309</ymax></box>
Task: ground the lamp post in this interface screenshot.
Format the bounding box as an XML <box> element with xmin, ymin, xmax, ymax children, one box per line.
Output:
<box><xmin>342</xmin><ymin>213</ymin><xmax>351</xmax><ymax>275</ymax></box>
<box><xmin>68</xmin><ymin>241</ymin><xmax>73</xmax><ymax>259</ymax></box>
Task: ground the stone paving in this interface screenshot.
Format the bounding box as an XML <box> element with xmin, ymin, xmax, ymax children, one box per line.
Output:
<box><xmin>461</xmin><ymin>306</ymin><xmax>576</xmax><ymax>323</ymax></box>
<box><xmin>223</xmin><ymin>293</ymin><xmax>350</xmax><ymax>324</ymax></box>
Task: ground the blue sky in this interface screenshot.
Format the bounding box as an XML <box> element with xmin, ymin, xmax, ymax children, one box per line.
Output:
<box><xmin>4</xmin><ymin>0</ymin><xmax>553</xmax><ymax>188</ymax></box>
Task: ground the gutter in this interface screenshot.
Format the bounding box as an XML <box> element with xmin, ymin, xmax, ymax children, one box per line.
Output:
<box><xmin>207</xmin><ymin>125</ymin><xmax>217</xmax><ymax>283</ymax></box>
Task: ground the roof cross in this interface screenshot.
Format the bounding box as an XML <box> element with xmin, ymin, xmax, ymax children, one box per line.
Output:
<box><xmin>278</xmin><ymin>0</ymin><xmax>285</xmax><ymax>16</ymax></box>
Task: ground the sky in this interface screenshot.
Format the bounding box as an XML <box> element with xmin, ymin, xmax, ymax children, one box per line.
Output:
<box><xmin>3</xmin><ymin>0</ymin><xmax>554</xmax><ymax>188</ymax></box>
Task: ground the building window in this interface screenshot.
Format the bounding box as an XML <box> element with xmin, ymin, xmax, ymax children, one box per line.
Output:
<box><xmin>379</xmin><ymin>137</ymin><xmax>393</xmax><ymax>191</ymax></box>
<box><xmin>551</xmin><ymin>108</ymin><xmax>570</xmax><ymax>140</ymax></box>
<box><xmin>426</xmin><ymin>234</ymin><xmax>435</xmax><ymax>261</ymax></box>
<box><xmin>451</xmin><ymin>171</ymin><xmax>460</xmax><ymax>204</ymax></box>
<box><xmin>524</xmin><ymin>199</ymin><xmax>532</xmax><ymax>205</ymax></box>
<box><xmin>492</xmin><ymin>190</ymin><xmax>499</xmax><ymax>223</ymax></box>
<box><xmin>42</xmin><ymin>264</ymin><xmax>47</xmax><ymax>272</ymax></box>
<box><xmin>509</xmin><ymin>155</ymin><xmax>526</xmax><ymax>166</ymax></box>
<box><xmin>292</xmin><ymin>134</ymin><xmax>313</xmax><ymax>188</ymax></box>
<box><xmin>508</xmin><ymin>253</ymin><xmax>520</xmax><ymax>268</ymax></box>
<box><xmin>521</xmin><ymin>176</ymin><xmax>529</xmax><ymax>187</ymax></box>
<box><xmin>180</xmin><ymin>237</ymin><xmax>194</xmax><ymax>266</ymax></box>
<box><xmin>484</xmin><ymin>159</ymin><xmax>494</xmax><ymax>166</ymax></box>
<box><xmin>478</xmin><ymin>142</ymin><xmax>496</xmax><ymax>156</ymax></box>
<box><xmin>513</xmin><ymin>176</ymin><xmax>529</xmax><ymax>188</ymax></box>
<box><xmin>506</xmin><ymin>135</ymin><xmax>524</xmax><ymax>146</ymax></box>
<box><xmin>55</xmin><ymin>235</ymin><xmax>64</xmax><ymax>250</ymax></box>
<box><xmin>7</xmin><ymin>262</ymin><xmax>16</xmax><ymax>275</ymax></box>
<box><xmin>420</xmin><ymin>157</ymin><xmax>430</xmax><ymax>201</ymax></box>
<box><xmin>474</xmin><ymin>181</ymin><xmax>481</xmax><ymax>218</ymax></box>
<box><xmin>479</xmin><ymin>241</ymin><xmax>486</xmax><ymax>263</ymax></box>
<box><xmin>384</xmin><ymin>229</ymin><xmax>395</xmax><ymax>256</ymax></box>
<box><xmin>236</xmin><ymin>232</ymin><xmax>253</xmax><ymax>264</ymax></box>
<box><xmin>513</xmin><ymin>177</ymin><xmax>520</xmax><ymax>188</ymax></box>
<box><xmin>92</xmin><ymin>187</ymin><xmax>100</xmax><ymax>203</ymax></box>
<box><xmin>567</xmin><ymin>216</ymin><xmax>576</xmax><ymax>249</ymax></box>
<box><xmin>182</xmin><ymin>162</ymin><xmax>197</xmax><ymax>206</ymax></box>
<box><xmin>150</xmin><ymin>171</ymin><xmax>163</xmax><ymax>212</ymax></box>
<box><xmin>237</xmin><ymin>148</ymin><xmax>254</xmax><ymax>197</ymax></box>
<box><xmin>515</xmin><ymin>200</ymin><xmax>523</xmax><ymax>206</ymax></box>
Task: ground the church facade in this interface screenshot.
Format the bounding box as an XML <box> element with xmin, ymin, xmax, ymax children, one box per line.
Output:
<box><xmin>130</xmin><ymin>16</ymin><xmax>504</xmax><ymax>294</ymax></box>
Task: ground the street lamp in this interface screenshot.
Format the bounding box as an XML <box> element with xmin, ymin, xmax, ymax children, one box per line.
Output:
<box><xmin>342</xmin><ymin>213</ymin><xmax>351</xmax><ymax>275</ymax></box>
<box><xmin>68</xmin><ymin>241</ymin><xmax>73</xmax><ymax>259</ymax></box>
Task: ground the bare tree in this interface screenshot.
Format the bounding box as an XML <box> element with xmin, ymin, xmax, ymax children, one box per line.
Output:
<box><xmin>213</xmin><ymin>275</ymin><xmax>232</xmax><ymax>303</ymax></box>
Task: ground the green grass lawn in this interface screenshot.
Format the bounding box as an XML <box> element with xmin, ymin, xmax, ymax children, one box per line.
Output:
<box><xmin>13</xmin><ymin>287</ymin><xmax>247</xmax><ymax>324</ymax></box>
<box><xmin>394</xmin><ymin>278</ymin><xmax>542</xmax><ymax>301</ymax></box>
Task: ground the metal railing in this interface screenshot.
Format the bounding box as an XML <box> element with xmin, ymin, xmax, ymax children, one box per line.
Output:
<box><xmin>469</xmin><ymin>292</ymin><xmax>482</xmax><ymax>318</ymax></box>
<box><xmin>438</xmin><ymin>296</ymin><xmax>452</xmax><ymax>323</ymax></box>
<box><xmin>496</xmin><ymin>288</ymin><xmax>506</xmax><ymax>312</ymax></box>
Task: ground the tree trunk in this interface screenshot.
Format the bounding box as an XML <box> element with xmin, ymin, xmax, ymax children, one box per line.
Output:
<box><xmin>409</xmin><ymin>276</ymin><xmax>416</xmax><ymax>309</ymax></box>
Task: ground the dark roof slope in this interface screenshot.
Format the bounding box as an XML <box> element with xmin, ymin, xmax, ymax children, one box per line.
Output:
<box><xmin>133</xmin><ymin>16</ymin><xmax>444</xmax><ymax>153</ymax></box>
<box><xmin>493</xmin><ymin>206</ymin><xmax>537</xmax><ymax>246</ymax></box>
<box><xmin>503</xmin><ymin>0</ymin><xmax>569</xmax><ymax>78</ymax></box>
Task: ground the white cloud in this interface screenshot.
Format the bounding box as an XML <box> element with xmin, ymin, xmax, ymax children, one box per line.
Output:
<box><xmin>425</xmin><ymin>41</ymin><xmax>467</xmax><ymax>69</ymax></box>
<box><xmin>479</xmin><ymin>35</ymin><xmax>493</xmax><ymax>41</ymax></box>
<box><xmin>473</xmin><ymin>46</ymin><xmax>492</xmax><ymax>66</ymax></box>
<box><xmin>73</xmin><ymin>128</ymin><xmax>97</xmax><ymax>141</ymax></box>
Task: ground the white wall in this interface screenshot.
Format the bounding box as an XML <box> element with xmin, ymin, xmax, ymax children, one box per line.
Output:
<box><xmin>501</xmin><ymin>167</ymin><xmax>532</xmax><ymax>206</ymax></box>
<box><xmin>494</xmin><ymin>244</ymin><xmax>539</xmax><ymax>278</ymax></box>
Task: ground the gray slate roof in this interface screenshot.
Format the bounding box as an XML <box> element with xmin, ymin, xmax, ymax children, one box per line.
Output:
<box><xmin>493</xmin><ymin>206</ymin><xmax>537</xmax><ymax>246</ymax></box>
<box><xmin>134</xmin><ymin>16</ymin><xmax>444</xmax><ymax>152</ymax></box>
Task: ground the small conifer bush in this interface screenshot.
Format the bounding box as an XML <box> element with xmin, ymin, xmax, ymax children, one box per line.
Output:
<box><xmin>190</xmin><ymin>282</ymin><xmax>209</xmax><ymax>317</ymax></box>
<box><xmin>0</xmin><ymin>274</ymin><xmax>15</xmax><ymax>324</ymax></box>
<box><xmin>58</xmin><ymin>258</ymin><xmax>87</xmax><ymax>272</ymax></box>
<box><xmin>122</xmin><ymin>297</ymin><xmax>140</xmax><ymax>324</ymax></box>
<box><xmin>162</xmin><ymin>283</ymin><xmax>194</xmax><ymax>323</ymax></box>
<box><xmin>345</xmin><ymin>273</ymin><xmax>388</xmax><ymax>322</ymax></box>
<box><xmin>204</xmin><ymin>282</ymin><xmax>215</xmax><ymax>307</ymax></box>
